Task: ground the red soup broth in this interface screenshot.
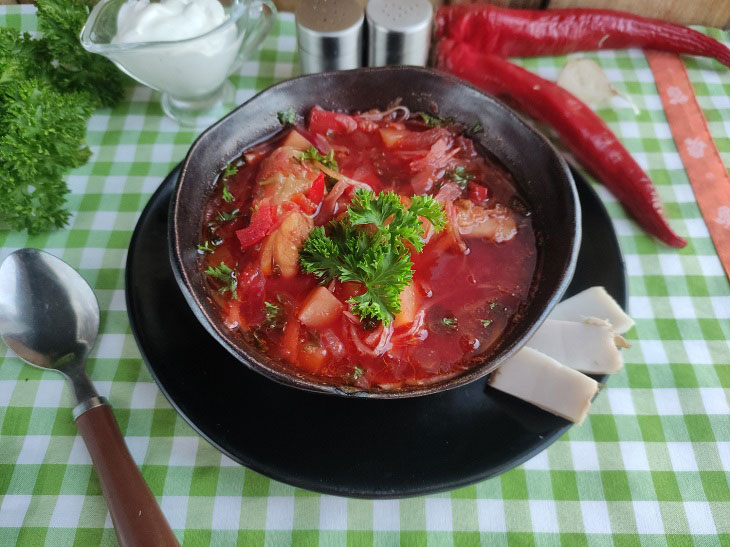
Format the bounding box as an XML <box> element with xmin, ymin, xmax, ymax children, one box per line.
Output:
<box><xmin>198</xmin><ymin>106</ymin><xmax>537</xmax><ymax>390</ymax></box>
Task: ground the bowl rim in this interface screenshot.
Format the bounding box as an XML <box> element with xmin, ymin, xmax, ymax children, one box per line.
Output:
<box><xmin>169</xmin><ymin>65</ymin><xmax>582</xmax><ymax>399</ymax></box>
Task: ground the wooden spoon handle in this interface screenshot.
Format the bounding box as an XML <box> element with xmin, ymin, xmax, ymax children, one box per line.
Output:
<box><xmin>75</xmin><ymin>404</ymin><xmax>180</xmax><ymax>547</ymax></box>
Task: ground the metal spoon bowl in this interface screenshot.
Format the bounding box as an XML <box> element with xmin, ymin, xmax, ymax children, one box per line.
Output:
<box><xmin>0</xmin><ymin>248</ymin><xmax>178</xmax><ymax>547</ymax></box>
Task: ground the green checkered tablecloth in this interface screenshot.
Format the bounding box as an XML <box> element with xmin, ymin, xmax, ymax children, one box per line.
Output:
<box><xmin>1</xmin><ymin>6</ymin><xmax>729</xmax><ymax>546</ymax></box>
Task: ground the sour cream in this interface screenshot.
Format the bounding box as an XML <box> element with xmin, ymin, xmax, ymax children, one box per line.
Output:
<box><xmin>114</xmin><ymin>0</ymin><xmax>227</xmax><ymax>43</ymax></box>
<box><xmin>110</xmin><ymin>0</ymin><xmax>241</xmax><ymax>99</ymax></box>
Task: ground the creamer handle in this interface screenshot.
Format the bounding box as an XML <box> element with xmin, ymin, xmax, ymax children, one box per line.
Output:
<box><xmin>238</xmin><ymin>0</ymin><xmax>277</xmax><ymax>64</ymax></box>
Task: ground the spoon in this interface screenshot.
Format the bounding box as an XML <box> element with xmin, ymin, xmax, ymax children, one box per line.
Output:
<box><xmin>0</xmin><ymin>248</ymin><xmax>179</xmax><ymax>547</ymax></box>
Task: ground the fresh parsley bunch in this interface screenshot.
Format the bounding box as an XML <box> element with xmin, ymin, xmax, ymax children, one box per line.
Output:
<box><xmin>0</xmin><ymin>0</ymin><xmax>124</xmax><ymax>234</ymax></box>
<box><xmin>299</xmin><ymin>189</ymin><xmax>446</xmax><ymax>325</ymax></box>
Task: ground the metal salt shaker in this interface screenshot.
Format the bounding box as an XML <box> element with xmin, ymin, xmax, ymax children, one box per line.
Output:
<box><xmin>366</xmin><ymin>0</ymin><xmax>433</xmax><ymax>67</ymax></box>
<box><xmin>296</xmin><ymin>0</ymin><xmax>365</xmax><ymax>74</ymax></box>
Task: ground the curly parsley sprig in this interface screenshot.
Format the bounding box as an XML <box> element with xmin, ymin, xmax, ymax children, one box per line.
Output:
<box><xmin>299</xmin><ymin>189</ymin><xmax>446</xmax><ymax>325</ymax></box>
<box><xmin>0</xmin><ymin>0</ymin><xmax>125</xmax><ymax>234</ymax></box>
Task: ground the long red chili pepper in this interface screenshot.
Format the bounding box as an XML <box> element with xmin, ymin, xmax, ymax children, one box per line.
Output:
<box><xmin>436</xmin><ymin>40</ymin><xmax>686</xmax><ymax>248</ymax></box>
<box><xmin>435</xmin><ymin>5</ymin><xmax>730</xmax><ymax>69</ymax></box>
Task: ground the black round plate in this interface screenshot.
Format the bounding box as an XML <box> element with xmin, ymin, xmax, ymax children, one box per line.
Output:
<box><xmin>126</xmin><ymin>166</ymin><xmax>626</xmax><ymax>499</ymax></box>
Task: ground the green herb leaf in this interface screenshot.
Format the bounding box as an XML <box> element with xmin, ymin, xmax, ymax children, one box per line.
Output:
<box><xmin>300</xmin><ymin>220</ymin><xmax>412</xmax><ymax>325</ymax></box>
<box><xmin>442</xmin><ymin>316</ymin><xmax>458</xmax><ymax>330</ymax></box>
<box><xmin>299</xmin><ymin>190</ymin><xmax>445</xmax><ymax>325</ymax></box>
<box><xmin>481</xmin><ymin>319</ymin><xmax>493</xmax><ymax>328</ymax></box>
<box><xmin>224</xmin><ymin>163</ymin><xmax>238</xmax><ymax>177</ymax></box>
<box><xmin>418</xmin><ymin>112</ymin><xmax>453</xmax><ymax>128</ymax></box>
<box><xmin>197</xmin><ymin>239</ymin><xmax>220</xmax><ymax>253</ymax></box>
<box><xmin>208</xmin><ymin>209</ymin><xmax>240</xmax><ymax>233</ymax></box>
<box><xmin>409</xmin><ymin>195</ymin><xmax>448</xmax><ymax>232</ymax></box>
<box><xmin>342</xmin><ymin>241</ymin><xmax>413</xmax><ymax>324</ymax></box>
<box><xmin>264</xmin><ymin>301</ymin><xmax>280</xmax><ymax>318</ymax></box>
<box><xmin>348</xmin><ymin>189</ymin><xmax>446</xmax><ymax>252</ymax></box>
<box><xmin>297</xmin><ymin>146</ymin><xmax>338</xmax><ymax>171</ymax></box>
<box><xmin>205</xmin><ymin>261</ymin><xmax>238</xmax><ymax>300</ymax></box>
<box><xmin>350</xmin><ymin>366</ymin><xmax>364</xmax><ymax>380</ymax></box>
<box><xmin>299</xmin><ymin>226</ymin><xmax>342</xmax><ymax>284</ymax></box>
<box><xmin>222</xmin><ymin>185</ymin><xmax>234</xmax><ymax>203</ymax></box>
<box><xmin>469</xmin><ymin>122</ymin><xmax>483</xmax><ymax>135</ymax></box>
<box><xmin>217</xmin><ymin>209</ymin><xmax>239</xmax><ymax>223</ymax></box>
<box><xmin>263</xmin><ymin>301</ymin><xmax>285</xmax><ymax>329</ymax></box>
<box><xmin>445</xmin><ymin>166</ymin><xmax>474</xmax><ymax>189</ymax></box>
<box><xmin>347</xmin><ymin>190</ymin><xmax>406</xmax><ymax>235</ymax></box>
<box><xmin>277</xmin><ymin>108</ymin><xmax>296</xmax><ymax>125</ymax></box>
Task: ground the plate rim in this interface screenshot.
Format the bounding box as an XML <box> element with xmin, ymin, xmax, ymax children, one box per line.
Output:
<box><xmin>125</xmin><ymin>164</ymin><xmax>627</xmax><ymax>499</ymax></box>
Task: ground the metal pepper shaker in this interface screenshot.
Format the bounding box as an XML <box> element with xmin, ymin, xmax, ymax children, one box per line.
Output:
<box><xmin>366</xmin><ymin>0</ymin><xmax>433</xmax><ymax>67</ymax></box>
<box><xmin>296</xmin><ymin>0</ymin><xmax>365</xmax><ymax>74</ymax></box>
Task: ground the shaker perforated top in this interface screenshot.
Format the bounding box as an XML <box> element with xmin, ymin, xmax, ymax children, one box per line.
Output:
<box><xmin>296</xmin><ymin>0</ymin><xmax>364</xmax><ymax>35</ymax></box>
<box><xmin>366</xmin><ymin>0</ymin><xmax>432</xmax><ymax>67</ymax></box>
<box><xmin>296</xmin><ymin>0</ymin><xmax>364</xmax><ymax>73</ymax></box>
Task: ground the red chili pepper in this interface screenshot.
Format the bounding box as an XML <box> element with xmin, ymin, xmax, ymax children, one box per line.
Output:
<box><xmin>435</xmin><ymin>5</ymin><xmax>730</xmax><ymax>68</ymax></box>
<box><xmin>307</xmin><ymin>173</ymin><xmax>326</xmax><ymax>204</ymax></box>
<box><xmin>467</xmin><ymin>181</ymin><xmax>489</xmax><ymax>206</ymax></box>
<box><xmin>436</xmin><ymin>41</ymin><xmax>686</xmax><ymax>248</ymax></box>
<box><xmin>236</xmin><ymin>204</ymin><xmax>276</xmax><ymax>249</ymax></box>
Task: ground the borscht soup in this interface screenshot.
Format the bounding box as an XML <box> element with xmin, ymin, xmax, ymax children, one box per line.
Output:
<box><xmin>197</xmin><ymin>106</ymin><xmax>537</xmax><ymax>390</ymax></box>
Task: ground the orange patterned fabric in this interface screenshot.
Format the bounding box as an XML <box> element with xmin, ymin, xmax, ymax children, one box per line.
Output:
<box><xmin>647</xmin><ymin>51</ymin><xmax>730</xmax><ymax>279</ymax></box>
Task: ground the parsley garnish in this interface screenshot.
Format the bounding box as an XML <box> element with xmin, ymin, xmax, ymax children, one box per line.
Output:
<box><xmin>469</xmin><ymin>122</ymin><xmax>483</xmax><ymax>135</ymax></box>
<box><xmin>263</xmin><ymin>301</ymin><xmax>284</xmax><ymax>329</ymax></box>
<box><xmin>217</xmin><ymin>210</ymin><xmax>239</xmax><ymax>223</ymax></box>
<box><xmin>205</xmin><ymin>262</ymin><xmax>238</xmax><ymax>300</ymax></box>
<box><xmin>277</xmin><ymin>108</ymin><xmax>296</xmax><ymax>125</ymax></box>
<box><xmin>208</xmin><ymin>209</ymin><xmax>240</xmax><ymax>233</ymax></box>
<box><xmin>442</xmin><ymin>316</ymin><xmax>458</xmax><ymax>330</ymax></box>
<box><xmin>224</xmin><ymin>163</ymin><xmax>238</xmax><ymax>177</ymax></box>
<box><xmin>418</xmin><ymin>112</ymin><xmax>454</xmax><ymax>127</ymax></box>
<box><xmin>197</xmin><ymin>239</ymin><xmax>221</xmax><ymax>253</ymax></box>
<box><xmin>299</xmin><ymin>189</ymin><xmax>446</xmax><ymax>325</ymax></box>
<box><xmin>347</xmin><ymin>190</ymin><xmax>446</xmax><ymax>252</ymax></box>
<box><xmin>481</xmin><ymin>319</ymin><xmax>493</xmax><ymax>328</ymax></box>
<box><xmin>350</xmin><ymin>366</ymin><xmax>365</xmax><ymax>380</ymax></box>
<box><xmin>222</xmin><ymin>185</ymin><xmax>234</xmax><ymax>203</ymax></box>
<box><xmin>297</xmin><ymin>146</ymin><xmax>338</xmax><ymax>171</ymax></box>
<box><xmin>445</xmin><ymin>166</ymin><xmax>474</xmax><ymax>189</ymax></box>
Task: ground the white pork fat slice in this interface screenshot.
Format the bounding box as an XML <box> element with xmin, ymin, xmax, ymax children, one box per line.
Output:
<box><xmin>550</xmin><ymin>286</ymin><xmax>634</xmax><ymax>334</ymax></box>
<box><xmin>489</xmin><ymin>347</ymin><xmax>599</xmax><ymax>424</ymax></box>
<box><xmin>528</xmin><ymin>319</ymin><xmax>626</xmax><ymax>374</ymax></box>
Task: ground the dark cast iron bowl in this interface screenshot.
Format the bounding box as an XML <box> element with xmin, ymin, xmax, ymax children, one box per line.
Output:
<box><xmin>169</xmin><ymin>66</ymin><xmax>581</xmax><ymax>398</ymax></box>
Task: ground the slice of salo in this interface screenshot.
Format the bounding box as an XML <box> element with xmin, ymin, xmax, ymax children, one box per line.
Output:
<box><xmin>527</xmin><ymin>319</ymin><xmax>627</xmax><ymax>374</ymax></box>
<box><xmin>489</xmin><ymin>347</ymin><xmax>599</xmax><ymax>424</ymax></box>
<box><xmin>550</xmin><ymin>286</ymin><xmax>634</xmax><ymax>334</ymax></box>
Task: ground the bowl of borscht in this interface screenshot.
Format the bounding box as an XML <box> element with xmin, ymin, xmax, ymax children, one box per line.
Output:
<box><xmin>169</xmin><ymin>66</ymin><xmax>581</xmax><ymax>398</ymax></box>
